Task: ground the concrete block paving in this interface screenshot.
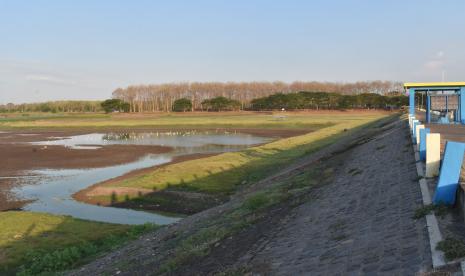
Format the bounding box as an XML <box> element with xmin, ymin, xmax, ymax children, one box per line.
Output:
<box><xmin>241</xmin><ymin>121</ymin><xmax>432</xmax><ymax>275</ymax></box>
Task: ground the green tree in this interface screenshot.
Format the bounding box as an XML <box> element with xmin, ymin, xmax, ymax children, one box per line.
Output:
<box><xmin>172</xmin><ymin>98</ymin><xmax>193</xmax><ymax>112</ymax></box>
<box><xmin>120</xmin><ymin>102</ymin><xmax>130</xmax><ymax>112</ymax></box>
<box><xmin>101</xmin><ymin>99</ymin><xmax>129</xmax><ymax>113</ymax></box>
<box><xmin>201</xmin><ymin>97</ymin><xmax>241</xmax><ymax>111</ymax></box>
<box><xmin>250</xmin><ymin>91</ymin><xmax>406</xmax><ymax>111</ymax></box>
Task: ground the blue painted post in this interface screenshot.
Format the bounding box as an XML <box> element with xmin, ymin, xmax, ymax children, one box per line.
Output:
<box><xmin>419</xmin><ymin>128</ymin><xmax>430</xmax><ymax>161</ymax></box>
<box><xmin>409</xmin><ymin>88</ymin><xmax>415</xmax><ymax>116</ymax></box>
<box><xmin>433</xmin><ymin>141</ymin><xmax>465</xmax><ymax>205</ymax></box>
<box><xmin>412</xmin><ymin>120</ymin><xmax>419</xmax><ymax>142</ymax></box>
<box><xmin>426</xmin><ymin>95</ymin><xmax>431</xmax><ymax>123</ymax></box>
<box><xmin>461</xmin><ymin>87</ymin><xmax>465</xmax><ymax>124</ymax></box>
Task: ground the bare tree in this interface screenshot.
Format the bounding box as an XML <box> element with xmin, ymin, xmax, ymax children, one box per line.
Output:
<box><xmin>111</xmin><ymin>81</ymin><xmax>402</xmax><ymax>112</ymax></box>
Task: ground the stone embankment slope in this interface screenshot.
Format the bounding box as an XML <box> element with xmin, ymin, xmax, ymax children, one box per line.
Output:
<box><xmin>234</xmin><ymin>119</ymin><xmax>431</xmax><ymax>275</ymax></box>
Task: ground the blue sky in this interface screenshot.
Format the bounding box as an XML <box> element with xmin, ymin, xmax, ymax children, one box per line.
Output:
<box><xmin>1</xmin><ymin>0</ymin><xmax>464</xmax><ymax>103</ymax></box>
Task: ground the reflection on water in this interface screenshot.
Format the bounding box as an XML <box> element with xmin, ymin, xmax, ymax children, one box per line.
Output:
<box><xmin>15</xmin><ymin>131</ymin><xmax>272</xmax><ymax>225</ymax></box>
<box><xmin>31</xmin><ymin>130</ymin><xmax>268</xmax><ymax>150</ymax></box>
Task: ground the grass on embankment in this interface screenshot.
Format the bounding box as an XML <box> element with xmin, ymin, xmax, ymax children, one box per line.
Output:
<box><xmin>158</xmin><ymin>160</ymin><xmax>336</xmax><ymax>274</ymax></box>
<box><xmin>0</xmin><ymin>111</ymin><xmax>382</xmax><ymax>130</ymax></box>
<box><xmin>0</xmin><ymin>211</ymin><xmax>155</xmax><ymax>275</ymax></box>
<box><xmin>88</xmin><ymin>112</ymin><xmax>394</xmax><ymax>210</ymax></box>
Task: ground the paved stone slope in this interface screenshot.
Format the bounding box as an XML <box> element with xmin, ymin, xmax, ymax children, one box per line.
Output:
<box><xmin>237</xmin><ymin>121</ymin><xmax>432</xmax><ymax>275</ymax></box>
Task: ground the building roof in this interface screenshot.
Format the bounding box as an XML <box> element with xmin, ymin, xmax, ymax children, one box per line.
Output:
<box><xmin>404</xmin><ymin>82</ymin><xmax>465</xmax><ymax>88</ymax></box>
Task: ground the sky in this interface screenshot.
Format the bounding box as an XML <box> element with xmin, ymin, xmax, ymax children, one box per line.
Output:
<box><xmin>1</xmin><ymin>0</ymin><xmax>465</xmax><ymax>103</ymax></box>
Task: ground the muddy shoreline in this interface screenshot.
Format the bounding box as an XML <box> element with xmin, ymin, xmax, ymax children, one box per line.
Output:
<box><xmin>0</xmin><ymin>127</ymin><xmax>300</xmax><ymax>174</ymax></box>
<box><xmin>72</xmin><ymin>153</ymin><xmax>218</xmax><ymax>199</ymax></box>
<box><xmin>73</xmin><ymin>153</ymin><xmax>222</xmax><ymax>214</ymax></box>
<box><xmin>0</xmin><ymin>127</ymin><xmax>307</xmax><ymax>139</ymax></box>
<box><xmin>0</xmin><ymin>128</ymin><xmax>304</xmax><ymax>211</ymax></box>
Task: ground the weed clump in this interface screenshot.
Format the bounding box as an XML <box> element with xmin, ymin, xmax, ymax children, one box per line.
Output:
<box><xmin>413</xmin><ymin>204</ymin><xmax>449</xmax><ymax>219</ymax></box>
<box><xmin>347</xmin><ymin>168</ymin><xmax>363</xmax><ymax>176</ymax></box>
<box><xmin>376</xmin><ymin>145</ymin><xmax>386</xmax><ymax>150</ymax></box>
<box><xmin>437</xmin><ymin>237</ymin><xmax>465</xmax><ymax>261</ymax></box>
<box><xmin>243</xmin><ymin>193</ymin><xmax>271</xmax><ymax>211</ymax></box>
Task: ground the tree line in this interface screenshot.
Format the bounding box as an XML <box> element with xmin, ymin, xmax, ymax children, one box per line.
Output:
<box><xmin>1</xmin><ymin>81</ymin><xmax>406</xmax><ymax>113</ymax></box>
<box><xmin>0</xmin><ymin>92</ymin><xmax>407</xmax><ymax>114</ymax></box>
<box><xmin>0</xmin><ymin>101</ymin><xmax>103</xmax><ymax>113</ymax></box>
<box><xmin>173</xmin><ymin>96</ymin><xmax>241</xmax><ymax>112</ymax></box>
<box><xmin>113</xmin><ymin>81</ymin><xmax>403</xmax><ymax>112</ymax></box>
<box><xmin>249</xmin><ymin>92</ymin><xmax>407</xmax><ymax>110</ymax></box>
<box><xmin>170</xmin><ymin>92</ymin><xmax>407</xmax><ymax>112</ymax></box>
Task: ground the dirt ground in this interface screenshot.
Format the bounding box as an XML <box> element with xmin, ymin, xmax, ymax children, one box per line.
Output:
<box><xmin>0</xmin><ymin>128</ymin><xmax>302</xmax><ymax>211</ymax></box>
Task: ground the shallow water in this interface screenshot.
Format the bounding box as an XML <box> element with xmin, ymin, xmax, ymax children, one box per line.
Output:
<box><xmin>14</xmin><ymin>131</ymin><xmax>272</xmax><ymax>225</ymax></box>
<box><xmin>31</xmin><ymin>130</ymin><xmax>267</xmax><ymax>150</ymax></box>
<box><xmin>15</xmin><ymin>155</ymin><xmax>179</xmax><ymax>225</ymax></box>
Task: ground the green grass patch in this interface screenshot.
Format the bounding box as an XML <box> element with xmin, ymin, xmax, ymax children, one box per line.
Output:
<box><xmin>0</xmin><ymin>112</ymin><xmax>109</xmax><ymax>123</ymax></box>
<box><xmin>0</xmin><ymin>112</ymin><xmax>382</xmax><ymax>130</ymax></box>
<box><xmin>161</xmin><ymin>225</ymin><xmax>229</xmax><ymax>272</ymax></box>
<box><xmin>97</xmin><ymin>114</ymin><xmax>390</xmax><ymax>206</ymax></box>
<box><xmin>243</xmin><ymin>193</ymin><xmax>271</xmax><ymax>211</ymax></box>
<box><xmin>413</xmin><ymin>204</ymin><xmax>449</xmax><ymax>219</ymax></box>
<box><xmin>158</xmin><ymin>160</ymin><xmax>334</xmax><ymax>274</ymax></box>
<box><xmin>242</xmin><ymin>192</ymin><xmax>286</xmax><ymax>212</ymax></box>
<box><xmin>437</xmin><ymin>237</ymin><xmax>465</xmax><ymax>261</ymax></box>
<box><xmin>0</xmin><ymin>211</ymin><xmax>156</xmax><ymax>275</ymax></box>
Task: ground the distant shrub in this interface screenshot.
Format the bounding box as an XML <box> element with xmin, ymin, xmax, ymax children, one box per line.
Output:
<box><xmin>172</xmin><ymin>98</ymin><xmax>193</xmax><ymax>112</ymax></box>
<box><xmin>101</xmin><ymin>99</ymin><xmax>130</xmax><ymax>113</ymax></box>
<box><xmin>201</xmin><ymin>97</ymin><xmax>241</xmax><ymax>111</ymax></box>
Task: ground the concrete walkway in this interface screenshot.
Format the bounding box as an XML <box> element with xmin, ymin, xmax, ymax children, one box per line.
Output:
<box><xmin>238</xmin><ymin>121</ymin><xmax>432</xmax><ymax>275</ymax></box>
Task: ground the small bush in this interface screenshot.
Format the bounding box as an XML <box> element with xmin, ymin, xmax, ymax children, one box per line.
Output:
<box><xmin>17</xmin><ymin>242</ymin><xmax>97</xmax><ymax>275</ymax></box>
<box><xmin>101</xmin><ymin>99</ymin><xmax>130</xmax><ymax>113</ymax></box>
<box><xmin>413</xmin><ymin>204</ymin><xmax>449</xmax><ymax>219</ymax></box>
<box><xmin>201</xmin><ymin>97</ymin><xmax>241</xmax><ymax>111</ymax></box>
<box><xmin>437</xmin><ymin>237</ymin><xmax>465</xmax><ymax>260</ymax></box>
<box><xmin>172</xmin><ymin>98</ymin><xmax>193</xmax><ymax>112</ymax></box>
<box><xmin>243</xmin><ymin>193</ymin><xmax>270</xmax><ymax>211</ymax></box>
